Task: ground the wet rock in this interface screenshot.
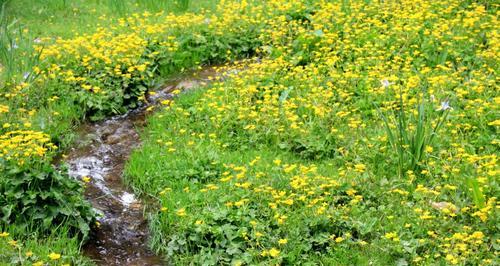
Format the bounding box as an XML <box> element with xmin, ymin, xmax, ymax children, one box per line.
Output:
<box><xmin>105</xmin><ymin>133</ymin><xmax>127</xmax><ymax>145</ymax></box>
<box><xmin>129</xmin><ymin>202</ymin><xmax>142</xmax><ymax>210</ymax></box>
<box><xmin>176</xmin><ymin>80</ymin><xmax>200</xmax><ymax>90</ymax></box>
<box><xmin>162</xmin><ymin>85</ymin><xmax>174</xmax><ymax>93</ymax></box>
<box><xmin>99</xmin><ymin>127</ymin><xmax>115</xmax><ymax>140</ymax></box>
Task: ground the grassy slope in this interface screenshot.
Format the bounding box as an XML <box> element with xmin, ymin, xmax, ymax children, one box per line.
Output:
<box><xmin>1</xmin><ymin>0</ymin><xmax>220</xmax><ymax>146</ymax></box>
<box><xmin>124</xmin><ymin>0</ymin><xmax>499</xmax><ymax>265</ymax></box>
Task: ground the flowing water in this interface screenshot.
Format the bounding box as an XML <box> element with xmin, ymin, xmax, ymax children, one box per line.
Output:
<box><xmin>64</xmin><ymin>66</ymin><xmax>223</xmax><ymax>265</ymax></box>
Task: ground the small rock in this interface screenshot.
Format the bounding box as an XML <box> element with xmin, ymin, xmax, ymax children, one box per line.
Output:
<box><xmin>430</xmin><ymin>201</ymin><xmax>458</xmax><ymax>213</ymax></box>
<box><xmin>105</xmin><ymin>134</ymin><xmax>125</xmax><ymax>145</ymax></box>
<box><xmin>176</xmin><ymin>80</ymin><xmax>199</xmax><ymax>90</ymax></box>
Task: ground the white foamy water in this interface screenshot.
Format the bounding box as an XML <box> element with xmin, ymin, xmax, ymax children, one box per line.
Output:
<box><xmin>120</xmin><ymin>192</ymin><xmax>136</xmax><ymax>207</ymax></box>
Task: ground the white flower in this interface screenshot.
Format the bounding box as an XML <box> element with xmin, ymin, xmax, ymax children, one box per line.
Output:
<box><xmin>437</xmin><ymin>101</ymin><xmax>451</xmax><ymax>111</ymax></box>
<box><xmin>7</xmin><ymin>42</ymin><xmax>18</xmax><ymax>51</ymax></box>
<box><xmin>380</xmin><ymin>79</ymin><xmax>391</xmax><ymax>88</ymax></box>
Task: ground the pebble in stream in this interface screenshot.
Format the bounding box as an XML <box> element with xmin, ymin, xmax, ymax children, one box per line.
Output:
<box><xmin>65</xmin><ymin>67</ymin><xmax>222</xmax><ymax>265</ymax></box>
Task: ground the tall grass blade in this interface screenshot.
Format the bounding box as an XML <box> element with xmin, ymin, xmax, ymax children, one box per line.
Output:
<box><xmin>467</xmin><ymin>177</ymin><xmax>486</xmax><ymax>209</ymax></box>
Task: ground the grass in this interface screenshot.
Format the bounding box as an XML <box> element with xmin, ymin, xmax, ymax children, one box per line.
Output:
<box><xmin>0</xmin><ymin>224</ymin><xmax>94</xmax><ymax>266</ymax></box>
<box><xmin>125</xmin><ymin>98</ymin><xmax>394</xmax><ymax>263</ymax></box>
<box><xmin>123</xmin><ymin>0</ymin><xmax>498</xmax><ymax>264</ymax></box>
<box><xmin>0</xmin><ymin>0</ymin><xmax>499</xmax><ymax>265</ymax></box>
<box><xmin>3</xmin><ymin>0</ymin><xmax>218</xmax><ymax>38</ymax></box>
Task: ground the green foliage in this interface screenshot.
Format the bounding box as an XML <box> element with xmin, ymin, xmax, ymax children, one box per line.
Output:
<box><xmin>0</xmin><ymin>160</ymin><xmax>95</xmax><ymax>237</ymax></box>
<box><xmin>129</xmin><ymin>142</ymin><xmax>366</xmax><ymax>264</ymax></box>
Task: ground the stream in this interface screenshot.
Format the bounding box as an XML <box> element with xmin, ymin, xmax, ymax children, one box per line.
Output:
<box><xmin>64</xmin><ymin>66</ymin><xmax>221</xmax><ymax>265</ymax></box>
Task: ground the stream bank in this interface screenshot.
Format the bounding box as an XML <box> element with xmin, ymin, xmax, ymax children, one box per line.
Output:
<box><xmin>65</xmin><ymin>66</ymin><xmax>221</xmax><ymax>265</ymax></box>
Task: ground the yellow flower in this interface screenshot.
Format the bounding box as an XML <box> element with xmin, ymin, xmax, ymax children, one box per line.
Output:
<box><xmin>487</xmin><ymin>119</ymin><xmax>500</xmax><ymax>126</ymax></box>
<box><xmin>176</xmin><ymin>208</ymin><xmax>186</xmax><ymax>216</ymax></box>
<box><xmin>346</xmin><ymin>189</ymin><xmax>357</xmax><ymax>196</ymax></box>
<box><xmin>354</xmin><ymin>163</ymin><xmax>366</xmax><ymax>173</ymax></box>
<box><xmin>445</xmin><ymin>254</ymin><xmax>459</xmax><ymax>265</ymax></box>
<box><xmin>384</xmin><ymin>232</ymin><xmax>399</xmax><ymax>241</ymax></box>
<box><xmin>48</xmin><ymin>252</ymin><xmax>61</xmax><ymax>260</ymax></box>
<box><xmin>278</xmin><ymin>238</ymin><xmax>288</xmax><ymax>245</ymax></box>
<box><xmin>268</xmin><ymin>248</ymin><xmax>280</xmax><ymax>258</ymax></box>
<box><xmin>425</xmin><ymin>145</ymin><xmax>433</xmax><ymax>153</ymax></box>
<box><xmin>0</xmin><ymin>232</ymin><xmax>9</xmax><ymax>237</ymax></box>
<box><xmin>25</xmin><ymin>251</ymin><xmax>33</xmax><ymax>257</ymax></box>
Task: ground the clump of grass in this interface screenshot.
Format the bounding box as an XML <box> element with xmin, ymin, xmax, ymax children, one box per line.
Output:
<box><xmin>467</xmin><ymin>177</ymin><xmax>486</xmax><ymax>209</ymax></box>
<box><xmin>0</xmin><ymin>2</ymin><xmax>16</xmax><ymax>82</ymax></box>
<box><xmin>107</xmin><ymin>0</ymin><xmax>128</xmax><ymax>15</ymax></box>
<box><xmin>378</xmin><ymin>92</ymin><xmax>450</xmax><ymax>178</ymax></box>
<box><xmin>0</xmin><ymin>2</ymin><xmax>41</xmax><ymax>84</ymax></box>
<box><xmin>135</xmin><ymin>0</ymin><xmax>190</xmax><ymax>12</ymax></box>
<box><xmin>0</xmin><ymin>224</ymin><xmax>94</xmax><ymax>265</ymax></box>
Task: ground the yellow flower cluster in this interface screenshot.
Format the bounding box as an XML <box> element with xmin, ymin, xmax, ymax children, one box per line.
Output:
<box><xmin>0</xmin><ymin>130</ymin><xmax>56</xmax><ymax>165</ymax></box>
